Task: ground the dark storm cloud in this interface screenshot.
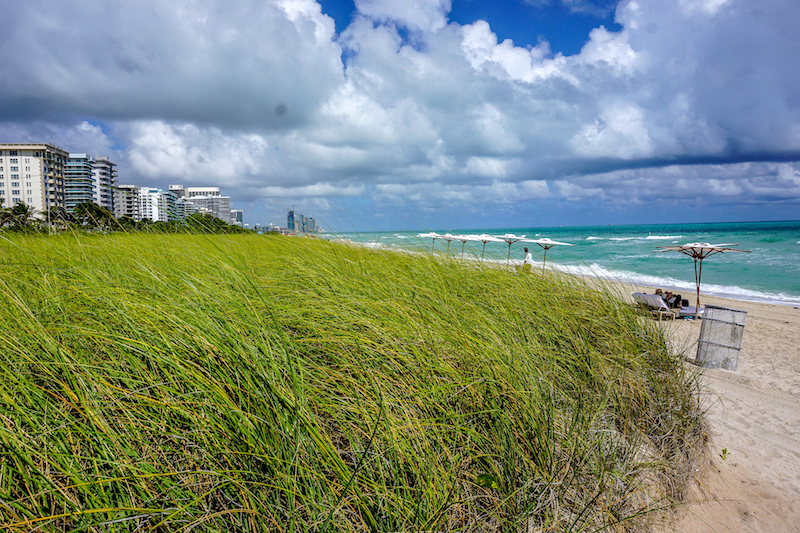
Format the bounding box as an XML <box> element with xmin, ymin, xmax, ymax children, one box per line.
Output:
<box><xmin>0</xmin><ymin>0</ymin><xmax>344</xmax><ymax>128</ymax></box>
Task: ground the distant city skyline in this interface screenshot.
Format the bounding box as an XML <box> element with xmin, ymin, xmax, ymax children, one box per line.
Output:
<box><xmin>1</xmin><ymin>0</ymin><xmax>798</xmax><ymax>231</ymax></box>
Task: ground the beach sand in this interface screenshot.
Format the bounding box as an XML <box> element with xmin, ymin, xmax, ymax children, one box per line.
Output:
<box><xmin>619</xmin><ymin>287</ymin><xmax>800</xmax><ymax>532</ymax></box>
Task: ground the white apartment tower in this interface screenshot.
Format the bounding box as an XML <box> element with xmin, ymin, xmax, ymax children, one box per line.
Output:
<box><xmin>139</xmin><ymin>187</ymin><xmax>167</xmax><ymax>222</ymax></box>
<box><xmin>170</xmin><ymin>185</ymin><xmax>233</xmax><ymax>223</ymax></box>
<box><xmin>93</xmin><ymin>156</ymin><xmax>117</xmax><ymax>212</ymax></box>
<box><xmin>138</xmin><ymin>187</ymin><xmax>178</xmax><ymax>222</ymax></box>
<box><xmin>0</xmin><ymin>143</ymin><xmax>68</xmax><ymax>215</ymax></box>
<box><xmin>185</xmin><ymin>186</ymin><xmax>220</xmax><ymax>198</ymax></box>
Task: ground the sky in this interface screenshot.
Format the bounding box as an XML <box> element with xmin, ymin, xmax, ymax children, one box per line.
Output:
<box><xmin>1</xmin><ymin>0</ymin><xmax>799</xmax><ymax>232</ymax></box>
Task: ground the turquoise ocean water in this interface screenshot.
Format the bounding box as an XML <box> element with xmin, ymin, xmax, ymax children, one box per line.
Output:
<box><xmin>331</xmin><ymin>220</ymin><xmax>800</xmax><ymax>306</ymax></box>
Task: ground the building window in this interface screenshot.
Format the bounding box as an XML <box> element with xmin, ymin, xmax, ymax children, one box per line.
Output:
<box><xmin>25</xmin><ymin>158</ymin><xmax>30</xmax><ymax>163</ymax></box>
<box><xmin>11</xmin><ymin>182</ymin><xmax>19</xmax><ymax>188</ymax></box>
<box><xmin>10</xmin><ymin>166</ymin><xmax>18</xmax><ymax>172</ymax></box>
<box><xmin>10</xmin><ymin>159</ymin><xmax>18</xmax><ymax>164</ymax></box>
<box><xmin>13</xmin><ymin>198</ymin><xmax>21</xmax><ymax>204</ymax></box>
<box><xmin>9</xmin><ymin>151</ymin><xmax>17</xmax><ymax>156</ymax></box>
<box><xmin>11</xmin><ymin>175</ymin><xmax>18</xmax><ymax>179</ymax></box>
<box><xmin>26</xmin><ymin>190</ymin><xmax>32</xmax><ymax>196</ymax></box>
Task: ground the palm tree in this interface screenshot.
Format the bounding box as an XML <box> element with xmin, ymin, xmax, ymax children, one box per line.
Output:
<box><xmin>10</xmin><ymin>202</ymin><xmax>37</xmax><ymax>230</ymax></box>
<box><xmin>0</xmin><ymin>198</ymin><xmax>11</xmax><ymax>228</ymax></box>
<box><xmin>73</xmin><ymin>202</ymin><xmax>116</xmax><ymax>231</ymax></box>
<box><xmin>48</xmin><ymin>206</ymin><xmax>73</xmax><ymax>232</ymax></box>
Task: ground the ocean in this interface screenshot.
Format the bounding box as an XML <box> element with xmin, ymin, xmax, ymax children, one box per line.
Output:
<box><xmin>330</xmin><ymin>220</ymin><xmax>800</xmax><ymax>307</ymax></box>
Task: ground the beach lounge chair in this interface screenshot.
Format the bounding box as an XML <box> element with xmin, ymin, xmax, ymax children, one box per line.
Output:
<box><xmin>631</xmin><ymin>292</ymin><xmax>678</xmax><ymax>321</ymax></box>
<box><xmin>677</xmin><ymin>306</ymin><xmax>704</xmax><ymax>319</ymax></box>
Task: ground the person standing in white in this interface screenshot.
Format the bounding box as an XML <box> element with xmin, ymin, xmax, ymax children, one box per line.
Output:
<box><xmin>522</xmin><ymin>247</ymin><xmax>533</xmax><ymax>273</ymax></box>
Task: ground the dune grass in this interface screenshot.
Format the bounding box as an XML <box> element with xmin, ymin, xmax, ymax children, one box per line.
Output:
<box><xmin>0</xmin><ymin>233</ymin><xmax>702</xmax><ymax>532</ymax></box>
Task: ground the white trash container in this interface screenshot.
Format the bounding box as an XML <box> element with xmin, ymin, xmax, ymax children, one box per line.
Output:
<box><xmin>695</xmin><ymin>305</ymin><xmax>747</xmax><ymax>370</ymax></box>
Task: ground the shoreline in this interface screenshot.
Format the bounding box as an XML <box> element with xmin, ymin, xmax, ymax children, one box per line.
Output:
<box><xmin>335</xmin><ymin>237</ymin><xmax>800</xmax><ymax>307</ymax></box>
<box><xmin>567</xmin><ymin>268</ymin><xmax>800</xmax><ymax>308</ymax></box>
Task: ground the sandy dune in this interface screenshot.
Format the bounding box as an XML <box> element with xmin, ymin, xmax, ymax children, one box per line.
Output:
<box><xmin>632</xmin><ymin>290</ymin><xmax>800</xmax><ymax>532</ymax></box>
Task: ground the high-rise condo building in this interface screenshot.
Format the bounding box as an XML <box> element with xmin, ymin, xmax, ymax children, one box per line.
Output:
<box><xmin>114</xmin><ymin>184</ymin><xmax>141</xmax><ymax>220</ymax></box>
<box><xmin>138</xmin><ymin>187</ymin><xmax>178</xmax><ymax>222</ymax></box>
<box><xmin>65</xmin><ymin>154</ymin><xmax>97</xmax><ymax>212</ymax></box>
<box><xmin>169</xmin><ymin>184</ymin><xmax>232</xmax><ymax>223</ymax></box>
<box><xmin>0</xmin><ymin>143</ymin><xmax>68</xmax><ymax>216</ymax></box>
<box><xmin>93</xmin><ymin>156</ymin><xmax>117</xmax><ymax>213</ymax></box>
<box><xmin>188</xmin><ymin>194</ymin><xmax>232</xmax><ymax>223</ymax></box>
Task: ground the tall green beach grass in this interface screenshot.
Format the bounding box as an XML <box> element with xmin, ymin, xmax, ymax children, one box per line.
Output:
<box><xmin>0</xmin><ymin>233</ymin><xmax>701</xmax><ymax>532</ymax></box>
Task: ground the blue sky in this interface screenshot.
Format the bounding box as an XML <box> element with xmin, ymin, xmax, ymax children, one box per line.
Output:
<box><xmin>321</xmin><ymin>0</ymin><xmax>622</xmax><ymax>56</ymax></box>
<box><xmin>1</xmin><ymin>0</ymin><xmax>798</xmax><ymax>231</ymax></box>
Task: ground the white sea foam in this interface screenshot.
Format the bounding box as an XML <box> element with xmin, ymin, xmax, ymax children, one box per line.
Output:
<box><xmin>559</xmin><ymin>262</ymin><xmax>800</xmax><ymax>306</ymax></box>
<box><xmin>644</xmin><ymin>235</ymin><xmax>683</xmax><ymax>240</ymax></box>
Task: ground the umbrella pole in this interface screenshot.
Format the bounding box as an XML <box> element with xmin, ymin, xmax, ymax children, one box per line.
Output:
<box><xmin>481</xmin><ymin>242</ymin><xmax>487</xmax><ymax>260</ymax></box>
<box><xmin>542</xmin><ymin>247</ymin><xmax>548</xmax><ymax>275</ymax></box>
<box><xmin>431</xmin><ymin>239</ymin><xmax>435</xmax><ymax>253</ymax></box>
<box><xmin>694</xmin><ymin>256</ymin><xmax>702</xmax><ymax>318</ymax></box>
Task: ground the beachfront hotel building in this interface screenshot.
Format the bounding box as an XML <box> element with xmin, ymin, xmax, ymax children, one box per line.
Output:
<box><xmin>170</xmin><ymin>184</ymin><xmax>233</xmax><ymax>223</ymax></box>
<box><xmin>138</xmin><ymin>187</ymin><xmax>177</xmax><ymax>222</ymax></box>
<box><xmin>65</xmin><ymin>154</ymin><xmax>97</xmax><ymax>212</ymax></box>
<box><xmin>0</xmin><ymin>143</ymin><xmax>68</xmax><ymax>216</ymax></box>
<box><xmin>114</xmin><ymin>184</ymin><xmax>141</xmax><ymax>220</ymax></box>
<box><xmin>190</xmin><ymin>195</ymin><xmax>232</xmax><ymax>223</ymax></box>
<box><xmin>93</xmin><ymin>156</ymin><xmax>117</xmax><ymax>213</ymax></box>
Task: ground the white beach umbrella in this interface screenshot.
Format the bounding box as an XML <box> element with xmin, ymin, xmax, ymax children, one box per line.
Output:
<box><xmin>418</xmin><ymin>232</ymin><xmax>441</xmax><ymax>253</ymax></box>
<box><xmin>452</xmin><ymin>234</ymin><xmax>473</xmax><ymax>257</ymax></box>
<box><xmin>496</xmin><ymin>233</ymin><xmax>527</xmax><ymax>263</ymax></box>
<box><xmin>522</xmin><ymin>237</ymin><xmax>575</xmax><ymax>273</ymax></box>
<box><xmin>472</xmin><ymin>234</ymin><xmax>504</xmax><ymax>260</ymax></box>
<box><xmin>655</xmin><ymin>242</ymin><xmax>750</xmax><ymax>317</ymax></box>
<box><xmin>441</xmin><ymin>233</ymin><xmax>458</xmax><ymax>253</ymax></box>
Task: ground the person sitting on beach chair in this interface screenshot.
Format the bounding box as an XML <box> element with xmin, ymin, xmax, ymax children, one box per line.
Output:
<box><xmin>664</xmin><ymin>291</ymin><xmax>682</xmax><ymax>308</ymax></box>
